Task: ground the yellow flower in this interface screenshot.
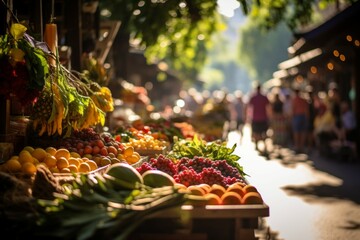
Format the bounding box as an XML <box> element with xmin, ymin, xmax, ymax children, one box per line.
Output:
<box><xmin>9</xmin><ymin>48</ymin><xmax>25</xmax><ymax>62</ymax></box>
<box><xmin>10</xmin><ymin>23</ymin><xmax>27</xmax><ymax>40</ymax></box>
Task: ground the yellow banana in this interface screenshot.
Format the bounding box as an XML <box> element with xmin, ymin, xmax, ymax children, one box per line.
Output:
<box><xmin>38</xmin><ymin>122</ymin><xmax>47</xmax><ymax>136</ymax></box>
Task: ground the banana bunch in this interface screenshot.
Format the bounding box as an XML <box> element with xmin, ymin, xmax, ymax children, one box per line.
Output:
<box><xmin>90</xmin><ymin>86</ymin><xmax>114</xmax><ymax>112</ymax></box>
<box><xmin>32</xmin><ymin>81</ymin><xmax>66</xmax><ymax>136</ymax></box>
<box><xmin>72</xmin><ymin>98</ymin><xmax>105</xmax><ymax>130</ymax></box>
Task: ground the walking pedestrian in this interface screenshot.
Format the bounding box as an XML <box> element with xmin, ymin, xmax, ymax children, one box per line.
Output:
<box><xmin>283</xmin><ymin>91</ymin><xmax>293</xmax><ymax>146</ymax></box>
<box><xmin>233</xmin><ymin>90</ymin><xmax>245</xmax><ymax>143</ymax></box>
<box><xmin>305</xmin><ymin>87</ymin><xmax>316</xmax><ymax>152</ymax></box>
<box><xmin>247</xmin><ymin>84</ymin><xmax>271</xmax><ymax>152</ymax></box>
<box><xmin>291</xmin><ymin>88</ymin><xmax>309</xmax><ymax>153</ymax></box>
<box><xmin>270</xmin><ymin>93</ymin><xmax>287</xmax><ymax>147</ymax></box>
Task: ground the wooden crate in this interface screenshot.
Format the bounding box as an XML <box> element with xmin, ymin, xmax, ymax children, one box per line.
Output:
<box><xmin>130</xmin><ymin>204</ymin><xmax>269</xmax><ymax>240</ymax></box>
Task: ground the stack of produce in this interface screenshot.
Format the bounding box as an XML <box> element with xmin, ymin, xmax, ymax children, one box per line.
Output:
<box><xmin>0</xmin><ymin>128</ymin><xmax>145</xmax><ymax>176</ymax></box>
<box><xmin>113</xmin><ymin>121</ymin><xmax>171</xmax><ymax>157</ymax></box>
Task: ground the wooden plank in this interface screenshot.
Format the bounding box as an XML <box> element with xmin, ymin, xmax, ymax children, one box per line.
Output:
<box><xmin>149</xmin><ymin>204</ymin><xmax>269</xmax><ymax>219</ymax></box>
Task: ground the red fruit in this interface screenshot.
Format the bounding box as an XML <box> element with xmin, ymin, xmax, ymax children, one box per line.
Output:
<box><xmin>96</xmin><ymin>139</ymin><xmax>105</xmax><ymax>149</ymax></box>
<box><xmin>107</xmin><ymin>146</ymin><xmax>118</xmax><ymax>155</ymax></box>
<box><xmin>84</xmin><ymin>145</ymin><xmax>93</xmax><ymax>155</ymax></box>
<box><xmin>76</xmin><ymin>142</ymin><xmax>84</xmax><ymax>150</ymax></box>
<box><xmin>92</xmin><ymin>145</ymin><xmax>100</xmax><ymax>155</ymax></box>
<box><xmin>100</xmin><ymin>147</ymin><xmax>108</xmax><ymax>156</ymax></box>
<box><xmin>77</xmin><ymin>148</ymin><xmax>84</xmax><ymax>157</ymax></box>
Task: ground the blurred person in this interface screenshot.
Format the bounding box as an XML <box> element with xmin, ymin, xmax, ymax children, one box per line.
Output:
<box><xmin>282</xmin><ymin>91</ymin><xmax>293</xmax><ymax>146</ymax></box>
<box><xmin>340</xmin><ymin>101</ymin><xmax>356</xmax><ymax>143</ymax></box>
<box><xmin>305</xmin><ymin>87</ymin><xmax>316</xmax><ymax>152</ymax></box>
<box><xmin>247</xmin><ymin>84</ymin><xmax>271</xmax><ymax>152</ymax></box>
<box><xmin>291</xmin><ymin>88</ymin><xmax>309</xmax><ymax>153</ymax></box>
<box><xmin>270</xmin><ymin>93</ymin><xmax>287</xmax><ymax>146</ymax></box>
<box><xmin>327</xmin><ymin>83</ymin><xmax>342</xmax><ymax>130</ymax></box>
<box><xmin>313</xmin><ymin>103</ymin><xmax>341</xmax><ymax>156</ymax></box>
<box><xmin>233</xmin><ymin>90</ymin><xmax>246</xmax><ymax>142</ymax></box>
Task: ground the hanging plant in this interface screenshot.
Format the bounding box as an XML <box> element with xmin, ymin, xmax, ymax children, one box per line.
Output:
<box><xmin>0</xmin><ymin>23</ymin><xmax>50</xmax><ymax>105</ymax></box>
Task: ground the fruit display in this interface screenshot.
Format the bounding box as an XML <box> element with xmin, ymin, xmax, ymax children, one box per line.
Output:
<box><xmin>136</xmin><ymin>155</ymin><xmax>246</xmax><ymax>188</ymax></box>
<box><xmin>114</xmin><ymin>122</ymin><xmax>171</xmax><ymax>157</ymax></box>
<box><xmin>167</xmin><ymin>135</ymin><xmax>246</xmax><ymax>176</ymax></box>
<box><xmin>0</xmin><ymin>18</ymin><xmax>268</xmax><ymax>240</ymax></box>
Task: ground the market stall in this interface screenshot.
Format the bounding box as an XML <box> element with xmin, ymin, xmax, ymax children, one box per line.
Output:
<box><xmin>0</xmin><ymin>7</ymin><xmax>269</xmax><ymax>240</ymax></box>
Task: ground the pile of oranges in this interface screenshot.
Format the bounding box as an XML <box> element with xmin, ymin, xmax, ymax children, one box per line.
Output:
<box><xmin>1</xmin><ymin>146</ymin><xmax>107</xmax><ymax>175</ymax></box>
<box><xmin>177</xmin><ymin>182</ymin><xmax>264</xmax><ymax>206</ymax></box>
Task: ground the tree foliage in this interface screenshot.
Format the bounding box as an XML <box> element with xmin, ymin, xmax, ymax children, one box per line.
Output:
<box><xmin>99</xmin><ymin>0</ymin><xmax>358</xmax><ymax>83</ymax></box>
<box><xmin>238</xmin><ymin>21</ymin><xmax>292</xmax><ymax>83</ymax></box>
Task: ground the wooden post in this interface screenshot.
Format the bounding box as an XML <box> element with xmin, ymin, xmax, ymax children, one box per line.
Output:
<box><xmin>65</xmin><ymin>0</ymin><xmax>82</xmax><ymax>71</ymax></box>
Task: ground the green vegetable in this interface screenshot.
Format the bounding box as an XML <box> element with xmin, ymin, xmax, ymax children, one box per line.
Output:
<box><xmin>167</xmin><ymin>135</ymin><xmax>247</xmax><ymax>176</ymax></box>
<box><xmin>35</xmin><ymin>173</ymin><xmax>186</xmax><ymax>240</ymax></box>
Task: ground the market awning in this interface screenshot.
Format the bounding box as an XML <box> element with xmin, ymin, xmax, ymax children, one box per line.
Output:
<box><xmin>278</xmin><ymin>48</ymin><xmax>323</xmax><ymax>70</ymax></box>
<box><xmin>290</xmin><ymin>1</ymin><xmax>360</xmax><ymax>55</ymax></box>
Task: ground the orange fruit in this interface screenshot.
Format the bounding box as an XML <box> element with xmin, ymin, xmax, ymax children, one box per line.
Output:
<box><xmin>23</xmin><ymin>146</ymin><xmax>35</xmax><ymax>153</ymax></box>
<box><xmin>242</xmin><ymin>184</ymin><xmax>258</xmax><ymax>194</ymax></box>
<box><xmin>241</xmin><ymin>192</ymin><xmax>263</xmax><ymax>205</ymax></box>
<box><xmin>55</xmin><ymin>148</ymin><xmax>71</xmax><ymax>160</ymax></box>
<box><xmin>68</xmin><ymin>164</ymin><xmax>78</xmax><ymax>173</ymax></box>
<box><xmin>68</xmin><ymin>157</ymin><xmax>80</xmax><ymax>167</ymax></box>
<box><xmin>204</xmin><ymin>193</ymin><xmax>222</xmax><ymax>205</ymax></box>
<box><xmin>174</xmin><ymin>183</ymin><xmax>188</xmax><ymax>193</ymax></box>
<box><xmin>60</xmin><ymin>167</ymin><xmax>71</xmax><ymax>173</ymax></box>
<box><xmin>226</xmin><ymin>184</ymin><xmax>245</xmax><ymax>197</ymax></box>
<box><xmin>123</xmin><ymin>146</ymin><xmax>134</xmax><ymax>157</ymax></box>
<box><xmin>44</xmin><ymin>155</ymin><xmax>57</xmax><ymax>168</ymax></box>
<box><xmin>209</xmin><ymin>184</ymin><xmax>226</xmax><ymax>198</ymax></box>
<box><xmin>18</xmin><ymin>150</ymin><xmax>34</xmax><ymax>164</ymax></box>
<box><xmin>68</xmin><ymin>157</ymin><xmax>82</xmax><ymax>167</ymax></box>
<box><xmin>45</xmin><ymin>146</ymin><xmax>57</xmax><ymax>156</ymax></box>
<box><xmin>86</xmin><ymin>160</ymin><xmax>98</xmax><ymax>171</ymax></box>
<box><xmin>78</xmin><ymin>162</ymin><xmax>91</xmax><ymax>173</ymax></box>
<box><xmin>31</xmin><ymin>148</ymin><xmax>48</xmax><ymax>162</ymax></box>
<box><xmin>221</xmin><ymin>191</ymin><xmax>242</xmax><ymax>205</ymax></box>
<box><xmin>56</xmin><ymin>157</ymin><xmax>69</xmax><ymax>170</ymax></box>
<box><xmin>126</xmin><ymin>154</ymin><xmax>139</xmax><ymax>164</ymax></box>
<box><xmin>22</xmin><ymin>162</ymin><xmax>37</xmax><ymax>175</ymax></box>
<box><xmin>229</xmin><ymin>182</ymin><xmax>246</xmax><ymax>188</ymax></box>
<box><xmin>187</xmin><ymin>185</ymin><xmax>206</xmax><ymax>196</ymax></box>
<box><xmin>5</xmin><ymin>159</ymin><xmax>22</xmax><ymax>172</ymax></box>
<box><xmin>198</xmin><ymin>183</ymin><xmax>211</xmax><ymax>194</ymax></box>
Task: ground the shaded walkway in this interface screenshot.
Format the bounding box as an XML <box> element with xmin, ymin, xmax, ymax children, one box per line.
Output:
<box><xmin>226</xmin><ymin>124</ymin><xmax>360</xmax><ymax>240</ymax></box>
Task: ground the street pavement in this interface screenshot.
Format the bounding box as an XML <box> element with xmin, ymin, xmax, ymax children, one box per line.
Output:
<box><xmin>226</xmin><ymin>125</ymin><xmax>360</xmax><ymax>240</ymax></box>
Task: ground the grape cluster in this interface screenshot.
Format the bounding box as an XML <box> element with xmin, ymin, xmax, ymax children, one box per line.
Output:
<box><xmin>147</xmin><ymin>155</ymin><xmax>178</xmax><ymax>176</ymax></box>
<box><xmin>136</xmin><ymin>155</ymin><xmax>245</xmax><ymax>188</ymax></box>
<box><xmin>174</xmin><ymin>168</ymin><xmax>201</xmax><ymax>187</ymax></box>
<box><xmin>136</xmin><ymin>162</ymin><xmax>155</xmax><ymax>175</ymax></box>
<box><xmin>73</xmin><ymin>128</ymin><xmax>101</xmax><ymax>141</ymax></box>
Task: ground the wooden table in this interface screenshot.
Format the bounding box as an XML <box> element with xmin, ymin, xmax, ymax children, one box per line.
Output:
<box><xmin>130</xmin><ymin>204</ymin><xmax>270</xmax><ymax>240</ymax></box>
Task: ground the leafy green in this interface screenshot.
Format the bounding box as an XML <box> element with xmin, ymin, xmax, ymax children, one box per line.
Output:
<box><xmin>35</xmin><ymin>173</ymin><xmax>186</xmax><ymax>240</ymax></box>
<box><xmin>167</xmin><ymin>135</ymin><xmax>247</xmax><ymax>176</ymax></box>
